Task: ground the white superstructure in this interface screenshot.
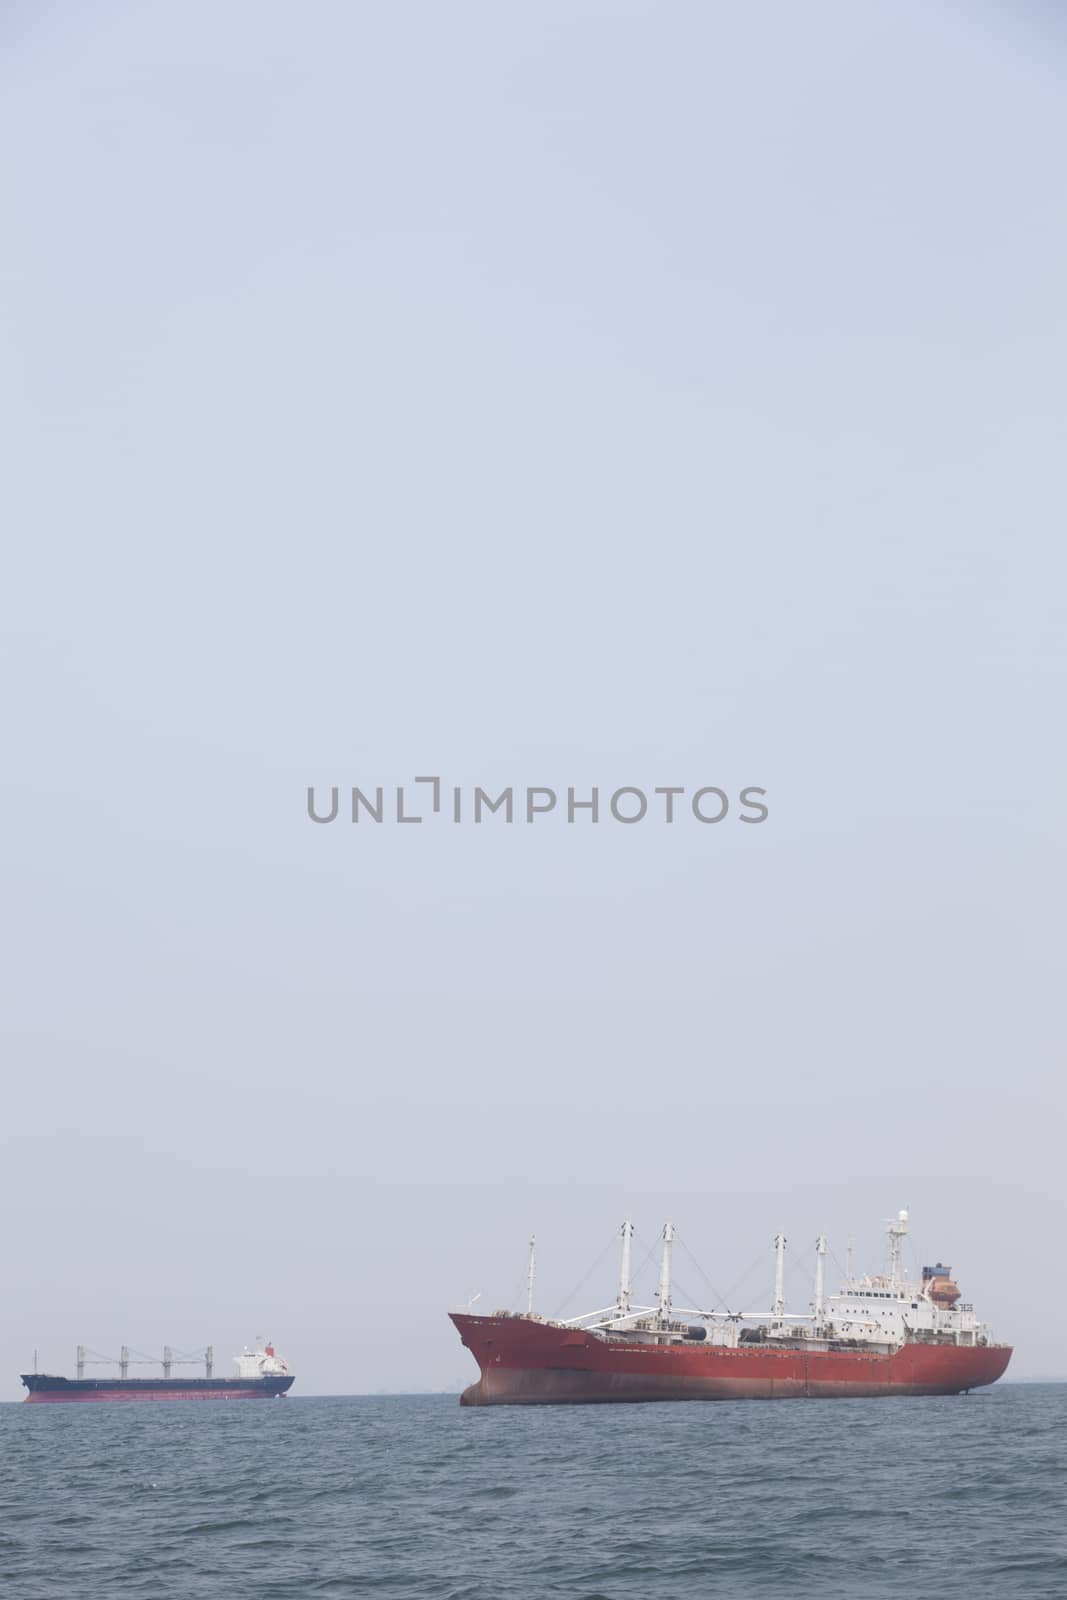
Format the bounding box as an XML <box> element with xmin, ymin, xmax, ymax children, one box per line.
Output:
<box><xmin>541</xmin><ymin>1207</ymin><xmax>1000</xmax><ymax>1353</ymax></box>
<box><xmin>821</xmin><ymin>1211</ymin><xmax>989</xmax><ymax>1350</ymax></box>
<box><xmin>236</xmin><ymin>1338</ymin><xmax>290</xmax><ymax>1379</ymax></box>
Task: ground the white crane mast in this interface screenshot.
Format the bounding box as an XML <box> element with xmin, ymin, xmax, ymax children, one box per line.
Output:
<box><xmin>618</xmin><ymin>1219</ymin><xmax>634</xmax><ymax>1318</ymax></box>
<box><xmin>773</xmin><ymin>1233</ymin><xmax>786</xmax><ymax>1322</ymax></box>
<box><xmin>510</xmin><ymin>1205</ymin><xmax>999</xmax><ymax>1364</ymax></box>
<box><xmin>526</xmin><ymin>1235</ymin><xmax>536</xmax><ymax>1315</ymax></box>
<box><xmin>814</xmin><ymin>1234</ymin><xmax>827</xmax><ymax>1321</ymax></box>
<box><xmin>658</xmin><ymin>1221</ymin><xmax>675</xmax><ymax>1323</ymax></box>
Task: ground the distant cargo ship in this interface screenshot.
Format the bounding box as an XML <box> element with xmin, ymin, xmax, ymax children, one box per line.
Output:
<box><xmin>451</xmin><ymin>1211</ymin><xmax>1012</xmax><ymax>1404</ymax></box>
<box><xmin>21</xmin><ymin>1339</ymin><xmax>294</xmax><ymax>1403</ymax></box>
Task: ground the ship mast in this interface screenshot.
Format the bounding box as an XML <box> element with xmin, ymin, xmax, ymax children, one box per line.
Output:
<box><xmin>813</xmin><ymin>1234</ymin><xmax>827</xmax><ymax>1322</ymax></box>
<box><xmin>887</xmin><ymin>1208</ymin><xmax>909</xmax><ymax>1289</ymax></box>
<box><xmin>618</xmin><ymin>1219</ymin><xmax>634</xmax><ymax>1319</ymax></box>
<box><xmin>773</xmin><ymin>1233</ymin><xmax>786</xmax><ymax>1323</ymax></box>
<box><xmin>526</xmin><ymin>1235</ymin><xmax>536</xmax><ymax>1316</ymax></box>
<box><xmin>657</xmin><ymin>1221</ymin><xmax>674</xmax><ymax>1326</ymax></box>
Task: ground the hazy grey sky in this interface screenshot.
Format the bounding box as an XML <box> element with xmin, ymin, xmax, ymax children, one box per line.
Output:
<box><xmin>2</xmin><ymin>1</ymin><xmax>1064</xmax><ymax>1396</ymax></box>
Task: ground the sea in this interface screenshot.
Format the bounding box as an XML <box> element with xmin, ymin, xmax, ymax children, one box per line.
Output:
<box><xmin>1</xmin><ymin>1384</ymin><xmax>1064</xmax><ymax>1598</ymax></box>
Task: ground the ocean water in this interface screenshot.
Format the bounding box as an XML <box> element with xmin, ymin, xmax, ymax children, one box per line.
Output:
<box><xmin>1</xmin><ymin>1384</ymin><xmax>1064</xmax><ymax>1598</ymax></box>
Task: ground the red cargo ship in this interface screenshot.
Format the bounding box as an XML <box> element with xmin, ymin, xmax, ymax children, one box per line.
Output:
<box><xmin>451</xmin><ymin>1212</ymin><xmax>1012</xmax><ymax>1405</ymax></box>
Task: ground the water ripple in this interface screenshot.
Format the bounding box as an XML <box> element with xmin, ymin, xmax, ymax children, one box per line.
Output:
<box><xmin>1</xmin><ymin>1386</ymin><xmax>1065</xmax><ymax>1597</ymax></box>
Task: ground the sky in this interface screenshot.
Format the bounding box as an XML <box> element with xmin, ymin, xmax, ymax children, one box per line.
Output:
<box><xmin>1</xmin><ymin>1</ymin><xmax>1064</xmax><ymax>1398</ymax></box>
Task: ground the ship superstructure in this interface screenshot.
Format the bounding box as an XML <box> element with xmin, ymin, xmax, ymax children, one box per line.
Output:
<box><xmin>451</xmin><ymin>1211</ymin><xmax>1011</xmax><ymax>1404</ymax></box>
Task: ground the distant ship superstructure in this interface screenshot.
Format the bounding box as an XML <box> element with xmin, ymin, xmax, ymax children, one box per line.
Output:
<box><xmin>451</xmin><ymin>1211</ymin><xmax>1011</xmax><ymax>1404</ymax></box>
<box><xmin>21</xmin><ymin>1338</ymin><xmax>294</xmax><ymax>1403</ymax></box>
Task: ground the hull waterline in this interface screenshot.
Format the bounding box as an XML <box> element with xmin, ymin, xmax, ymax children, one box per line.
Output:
<box><xmin>20</xmin><ymin>1376</ymin><xmax>294</xmax><ymax>1404</ymax></box>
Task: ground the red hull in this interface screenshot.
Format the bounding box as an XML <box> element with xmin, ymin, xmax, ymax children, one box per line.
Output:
<box><xmin>451</xmin><ymin>1314</ymin><xmax>1012</xmax><ymax>1405</ymax></box>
